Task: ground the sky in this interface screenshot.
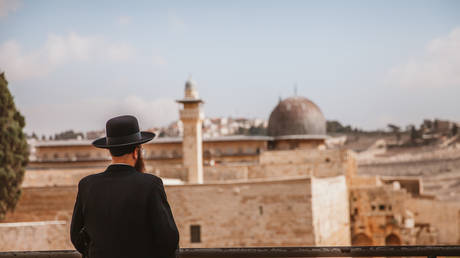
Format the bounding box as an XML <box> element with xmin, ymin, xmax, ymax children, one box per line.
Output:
<box><xmin>0</xmin><ymin>0</ymin><xmax>459</xmax><ymax>136</ymax></box>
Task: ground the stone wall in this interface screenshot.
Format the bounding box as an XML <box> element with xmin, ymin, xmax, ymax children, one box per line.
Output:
<box><xmin>405</xmin><ymin>198</ymin><xmax>460</xmax><ymax>244</ymax></box>
<box><xmin>311</xmin><ymin>176</ymin><xmax>351</xmax><ymax>246</ymax></box>
<box><xmin>33</xmin><ymin>139</ymin><xmax>265</xmax><ymax>166</ymax></box>
<box><xmin>259</xmin><ymin>149</ymin><xmax>351</xmax><ymax>178</ymax></box>
<box><xmin>2</xmin><ymin>178</ymin><xmax>315</xmax><ymax>250</ymax></box>
<box><xmin>156</xmin><ymin>149</ymin><xmax>353</xmax><ymax>184</ymax></box>
<box><xmin>259</xmin><ymin>149</ymin><xmax>345</xmax><ymax>165</ymax></box>
<box><xmin>3</xmin><ymin>187</ymin><xmax>77</xmax><ymax>223</ymax></box>
<box><xmin>0</xmin><ymin>221</ymin><xmax>72</xmax><ymax>251</ymax></box>
<box><xmin>22</xmin><ymin>168</ymin><xmax>98</xmax><ymax>188</ymax></box>
<box><xmin>349</xmin><ymin>186</ymin><xmax>412</xmax><ymax>245</ymax></box>
<box><xmin>167</xmin><ymin>177</ymin><xmax>315</xmax><ymax>248</ymax></box>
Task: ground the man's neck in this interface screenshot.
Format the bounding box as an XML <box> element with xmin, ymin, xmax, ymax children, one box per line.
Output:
<box><xmin>111</xmin><ymin>157</ymin><xmax>136</xmax><ymax>167</ymax></box>
<box><xmin>111</xmin><ymin>162</ymin><xmax>132</xmax><ymax>166</ymax></box>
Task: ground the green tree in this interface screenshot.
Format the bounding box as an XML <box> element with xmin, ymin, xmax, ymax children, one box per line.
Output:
<box><xmin>0</xmin><ymin>73</ymin><xmax>28</xmax><ymax>220</ymax></box>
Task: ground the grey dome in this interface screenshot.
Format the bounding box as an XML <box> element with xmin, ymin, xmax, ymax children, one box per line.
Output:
<box><xmin>268</xmin><ymin>96</ymin><xmax>326</xmax><ymax>136</ymax></box>
<box><xmin>185</xmin><ymin>78</ymin><xmax>196</xmax><ymax>90</ymax></box>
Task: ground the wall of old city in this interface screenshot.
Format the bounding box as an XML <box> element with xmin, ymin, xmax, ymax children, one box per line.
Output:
<box><xmin>1</xmin><ymin>177</ymin><xmax>319</xmax><ymax>251</ymax></box>
<box><xmin>33</xmin><ymin>139</ymin><xmax>266</xmax><ymax>166</ymax></box>
<box><xmin>349</xmin><ymin>186</ymin><xmax>412</xmax><ymax>245</ymax></box>
<box><xmin>0</xmin><ymin>221</ymin><xmax>71</xmax><ymax>251</ymax></box>
<box><xmin>271</xmin><ymin>139</ymin><xmax>323</xmax><ymax>151</ymax></box>
<box><xmin>404</xmin><ymin>198</ymin><xmax>460</xmax><ymax>244</ymax></box>
<box><xmin>311</xmin><ymin>176</ymin><xmax>351</xmax><ymax>245</ymax></box>
<box><xmin>167</xmin><ymin>177</ymin><xmax>315</xmax><ymax>248</ymax></box>
<box><xmin>0</xmin><ymin>187</ymin><xmax>77</xmax><ymax>251</ymax></box>
<box><xmin>147</xmin><ymin>149</ymin><xmax>354</xmax><ymax>183</ymax></box>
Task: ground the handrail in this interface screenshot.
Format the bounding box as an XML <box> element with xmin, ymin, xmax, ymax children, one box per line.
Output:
<box><xmin>0</xmin><ymin>246</ymin><xmax>459</xmax><ymax>258</ymax></box>
<box><xmin>180</xmin><ymin>246</ymin><xmax>460</xmax><ymax>257</ymax></box>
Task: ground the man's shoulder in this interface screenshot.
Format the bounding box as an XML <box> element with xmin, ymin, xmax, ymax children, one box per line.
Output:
<box><xmin>137</xmin><ymin>172</ymin><xmax>164</xmax><ymax>188</ymax></box>
<box><xmin>78</xmin><ymin>171</ymin><xmax>105</xmax><ymax>187</ymax></box>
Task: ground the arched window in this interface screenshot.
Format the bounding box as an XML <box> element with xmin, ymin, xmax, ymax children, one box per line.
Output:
<box><xmin>385</xmin><ymin>234</ymin><xmax>401</xmax><ymax>246</ymax></box>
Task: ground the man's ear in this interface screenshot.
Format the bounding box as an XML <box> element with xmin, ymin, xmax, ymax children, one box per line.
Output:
<box><xmin>133</xmin><ymin>148</ymin><xmax>138</xmax><ymax>160</ymax></box>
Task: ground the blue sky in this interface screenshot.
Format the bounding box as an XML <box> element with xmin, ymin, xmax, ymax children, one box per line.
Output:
<box><xmin>1</xmin><ymin>0</ymin><xmax>459</xmax><ymax>135</ymax></box>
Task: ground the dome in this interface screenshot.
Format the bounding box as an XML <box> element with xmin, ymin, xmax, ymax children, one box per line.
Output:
<box><xmin>268</xmin><ymin>96</ymin><xmax>326</xmax><ymax>137</ymax></box>
<box><xmin>185</xmin><ymin>78</ymin><xmax>197</xmax><ymax>91</ymax></box>
<box><xmin>184</xmin><ymin>78</ymin><xmax>199</xmax><ymax>99</ymax></box>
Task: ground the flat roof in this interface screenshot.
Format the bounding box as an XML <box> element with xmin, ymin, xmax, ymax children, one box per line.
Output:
<box><xmin>34</xmin><ymin>134</ymin><xmax>327</xmax><ymax>147</ymax></box>
<box><xmin>274</xmin><ymin>134</ymin><xmax>329</xmax><ymax>140</ymax></box>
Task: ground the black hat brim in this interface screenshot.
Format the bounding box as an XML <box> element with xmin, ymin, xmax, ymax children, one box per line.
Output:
<box><xmin>92</xmin><ymin>131</ymin><xmax>156</xmax><ymax>149</ymax></box>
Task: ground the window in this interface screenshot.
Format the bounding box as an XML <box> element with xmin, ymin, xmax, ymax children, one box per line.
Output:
<box><xmin>190</xmin><ymin>225</ymin><xmax>201</xmax><ymax>243</ymax></box>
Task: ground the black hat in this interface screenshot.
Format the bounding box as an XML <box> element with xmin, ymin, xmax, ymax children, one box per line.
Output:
<box><xmin>92</xmin><ymin>115</ymin><xmax>155</xmax><ymax>148</ymax></box>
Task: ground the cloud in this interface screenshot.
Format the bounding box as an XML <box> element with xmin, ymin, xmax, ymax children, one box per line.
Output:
<box><xmin>167</xmin><ymin>11</ymin><xmax>187</xmax><ymax>33</ymax></box>
<box><xmin>0</xmin><ymin>0</ymin><xmax>22</xmax><ymax>18</ymax></box>
<box><xmin>0</xmin><ymin>33</ymin><xmax>136</xmax><ymax>81</ymax></box>
<box><xmin>0</xmin><ymin>40</ymin><xmax>48</xmax><ymax>79</ymax></box>
<box><xmin>22</xmin><ymin>96</ymin><xmax>179</xmax><ymax>135</ymax></box>
<box><xmin>387</xmin><ymin>28</ymin><xmax>460</xmax><ymax>89</ymax></box>
<box><xmin>152</xmin><ymin>55</ymin><xmax>167</xmax><ymax>66</ymax></box>
<box><xmin>117</xmin><ymin>16</ymin><xmax>131</xmax><ymax>25</ymax></box>
<box><xmin>107</xmin><ymin>43</ymin><xmax>136</xmax><ymax>61</ymax></box>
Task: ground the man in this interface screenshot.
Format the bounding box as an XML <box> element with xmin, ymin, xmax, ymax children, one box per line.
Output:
<box><xmin>70</xmin><ymin>115</ymin><xmax>179</xmax><ymax>258</ymax></box>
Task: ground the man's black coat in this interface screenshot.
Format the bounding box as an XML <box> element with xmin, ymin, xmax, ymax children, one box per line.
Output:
<box><xmin>70</xmin><ymin>164</ymin><xmax>179</xmax><ymax>258</ymax></box>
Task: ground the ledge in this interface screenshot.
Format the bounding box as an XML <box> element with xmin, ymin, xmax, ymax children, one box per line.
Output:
<box><xmin>1</xmin><ymin>246</ymin><xmax>460</xmax><ymax>257</ymax></box>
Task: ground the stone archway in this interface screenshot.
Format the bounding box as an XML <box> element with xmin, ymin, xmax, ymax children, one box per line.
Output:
<box><xmin>352</xmin><ymin>233</ymin><xmax>373</xmax><ymax>245</ymax></box>
<box><xmin>385</xmin><ymin>233</ymin><xmax>401</xmax><ymax>246</ymax></box>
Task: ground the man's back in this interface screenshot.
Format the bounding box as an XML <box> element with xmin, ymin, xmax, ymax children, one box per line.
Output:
<box><xmin>71</xmin><ymin>164</ymin><xmax>179</xmax><ymax>258</ymax></box>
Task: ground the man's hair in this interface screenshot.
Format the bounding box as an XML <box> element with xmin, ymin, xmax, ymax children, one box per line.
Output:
<box><xmin>109</xmin><ymin>144</ymin><xmax>139</xmax><ymax>157</ymax></box>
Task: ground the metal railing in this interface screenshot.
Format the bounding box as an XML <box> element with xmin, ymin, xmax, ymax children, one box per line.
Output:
<box><xmin>0</xmin><ymin>246</ymin><xmax>459</xmax><ymax>258</ymax></box>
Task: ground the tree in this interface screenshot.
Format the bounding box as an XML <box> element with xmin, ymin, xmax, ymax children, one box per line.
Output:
<box><xmin>0</xmin><ymin>73</ymin><xmax>28</xmax><ymax>220</ymax></box>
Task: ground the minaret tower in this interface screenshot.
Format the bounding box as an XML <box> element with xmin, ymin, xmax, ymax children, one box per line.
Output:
<box><xmin>176</xmin><ymin>78</ymin><xmax>204</xmax><ymax>184</ymax></box>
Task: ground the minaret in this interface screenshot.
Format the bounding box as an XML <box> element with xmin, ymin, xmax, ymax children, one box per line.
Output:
<box><xmin>176</xmin><ymin>78</ymin><xmax>204</xmax><ymax>184</ymax></box>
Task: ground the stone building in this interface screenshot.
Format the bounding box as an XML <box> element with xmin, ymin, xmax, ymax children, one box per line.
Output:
<box><xmin>1</xmin><ymin>79</ymin><xmax>460</xmax><ymax>251</ymax></box>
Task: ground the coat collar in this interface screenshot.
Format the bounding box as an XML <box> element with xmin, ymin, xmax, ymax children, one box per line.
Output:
<box><xmin>105</xmin><ymin>164</ymin><xmax>138</xmax><ymax>174</ymax></box>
